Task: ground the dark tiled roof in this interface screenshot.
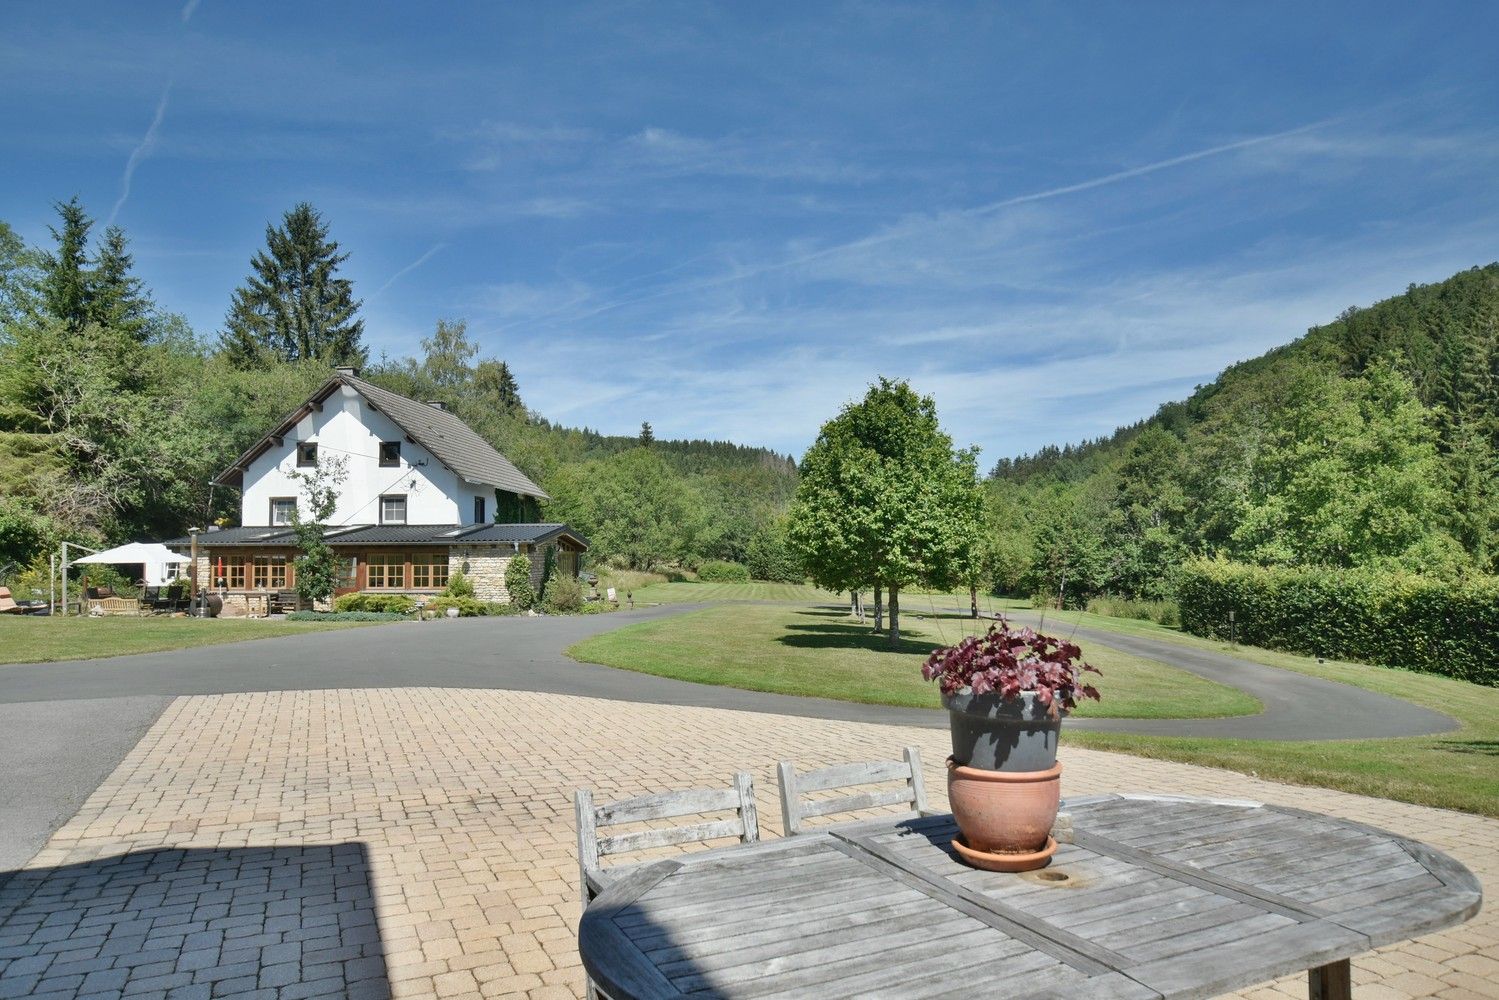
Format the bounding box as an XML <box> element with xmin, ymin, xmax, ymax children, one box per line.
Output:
<box><xmin>213</xmin><ymin>373</ymin><xmax>548</xmax><ymax>499</ymax></box>
<box><xmin>346</xmin><ymin>375</ymin><xmax>548</xmax><ymax>499</ymax></box>
<box><xmin>164</xmin><ymin>523</ymin><xmax>586</xmax><ymax>549</ymax></box>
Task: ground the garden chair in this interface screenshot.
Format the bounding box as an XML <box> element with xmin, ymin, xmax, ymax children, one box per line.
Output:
<box><xmin>269</xmin><ymin>588</ymin><xmax>301</xmax><ymax>614</ymax></box>
<box><xmin>776</xmin><ymin>746</ymin><xmax>930</xmax><ymax>837</ymax></box>
<box><xmin>575</xmin><ymin>773</ymin><xmax>760</xmax><ymax>1000</ymax></box>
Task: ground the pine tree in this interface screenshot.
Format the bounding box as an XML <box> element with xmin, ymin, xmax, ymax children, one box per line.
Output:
<box><xmin>474</xmin><ymin>359</ymin><xmax>522</xmax><ymax>413</ymax></box>
<box><xmin>90</xmin><ymin>226</ymin><xmax>153</xmax><ymax>340</ymax></box>
<box><xmin>39</xmin><ymin>197</ymin><xmax>93</xmax><ymax>330</ymax></box>
<box><xmin>221</xmin><ymin>203</ymin><xmax>365</xmax><ymax>367</ymax></box>
<box><xmin>639</xmin><ymin>421</ymin><xmax>655</xmax><ymax>446</ymax></box>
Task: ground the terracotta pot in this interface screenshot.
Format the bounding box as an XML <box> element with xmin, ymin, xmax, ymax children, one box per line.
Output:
<box><xmin>947</xmin><ymin>758</ymin><xmax>1062</xmax><ymax>855</ymax></box>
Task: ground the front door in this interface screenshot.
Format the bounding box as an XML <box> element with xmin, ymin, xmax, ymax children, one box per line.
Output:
<box><xmin>332</xmin><ymin>555</ymin><xmax>363</xmax><ymax>597</ymax></box>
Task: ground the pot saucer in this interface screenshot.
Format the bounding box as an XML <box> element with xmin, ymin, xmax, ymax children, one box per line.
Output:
<box><xmin>952</xmin><ymin>835</ymin><xmax>1058</xmax><ymax>872</ymax></box>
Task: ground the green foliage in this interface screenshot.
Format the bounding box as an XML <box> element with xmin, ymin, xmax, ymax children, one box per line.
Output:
<box><xmin>1177</xmin><ymin>559</ymin><xmax>1498</xmax><ymax>685</ymax></box>
<box><xmin>639</xmin><ymin>421</ymin><xmax>654</xmax><ymax>446</ymax></box>
<box><xmin>443</xmin><ymin>571</ymin><xmax>475</xmax><ymax>598</ymax></box>
<box><xmin>425</xmin><ymin>595</ymin><xmax>514</xmax><ymax>617</ymax></box>
<box><xmin>1085</xmin><ymin>595</ymin><xmax>1181</xmax><ymax>627</ymax></box>
<box><xmin>287</xmin><ymin>455</ymin><xmax>348</xmax><ymax>606</ymax></box>
<box><xmin>38</xmin><ymin>197</ymin><xmax>93</xmax><ymax>330</ymax></box>
<box><xmin>696</xmin><ymin>559</ymin><xmax>750</xmax><ymax>583</ymax></box>
<box><xmin>505</xmin><ymin>553</ymin><xmax>535</xmax><ymax>609</ymax></box>
<box><xmin>546</xmin><ymin>448</ymin><xmax>708</xmax><ymax>569</ymax></box>
<box><xmin>332</xmin><ymin>593</ymin><xmax>415</xmax><ymax>614</ymax></box>
<box><xmin>745</xmin><ymin>519</ymin><xmax>804</xmax><ymax>582</ymax></box>
<box><xmin>221</xmin><ymin>203</ymin><xmax>365</xmax><ymax>367</ymax></box>
<box><xmin>540</xmin><ymin>573</ymin><xmax>583</xmax><ymax>613</ymax></box>
<box><xmin>286</xmin><ymin>610</ymin><xmax>407</xmax><ymax>622</ymax></box>
<box><xmin>789</xmin><ymin>378</ymin><xmax>984</xmax><ymax>641</ymax></box>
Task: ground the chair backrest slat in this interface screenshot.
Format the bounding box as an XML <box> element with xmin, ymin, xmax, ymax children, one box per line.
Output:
<box><xmin>594</xmin><ymin>786</ymin><xmax>741</xmax><ymax>826</ymax></box>
<box><xmin>575</xmin><ymin>771</ymin><xmax>760</xmax><ymax>909</ymax></box>
<box><xmin>797</xmin><ymin>786</ymin><xmax>916</xmax><ymax>820</ymax></box>
<box><xmin>778</xmin><ymin>746</ymin><xmax>928</xmax><ymax>836</ymax></box>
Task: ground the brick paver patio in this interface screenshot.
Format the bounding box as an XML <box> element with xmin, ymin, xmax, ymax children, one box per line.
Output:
<box><xmin>2</xmin><ymin>688</ymin><xmax>1494</xmax><ymax>999</ymax></box>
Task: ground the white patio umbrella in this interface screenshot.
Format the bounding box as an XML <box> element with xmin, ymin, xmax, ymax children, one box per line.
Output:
<box><xmin>74</xmin><ymin>542</ymin><xmax>192</xmax><ymax>588</ymax></box>
<box><xmin>73</xmin><ymin>542</ymin><xmax>192</xmax><ymax>566</ymax></box>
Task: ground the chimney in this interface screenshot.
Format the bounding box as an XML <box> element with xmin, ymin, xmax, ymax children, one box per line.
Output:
<box><xmin>427</xmin><ymin>400</ymin><xmax>447</xmax><ymax>411</ymax></box>
<box><xmin>335</xmin><ymin>365</ymin><xmax>360</xmax><ymax>378</ymax></box>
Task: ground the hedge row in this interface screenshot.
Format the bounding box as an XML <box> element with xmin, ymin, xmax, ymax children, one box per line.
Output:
<box><xmin>697</xmin><ymin>559</ymin><xmax>751</xmax><ymax>583</ymax></box>
<box><xmin>1177</xmin><ymin>560</ymin><xmax>1498</xmax><ymax>686</ymax></box>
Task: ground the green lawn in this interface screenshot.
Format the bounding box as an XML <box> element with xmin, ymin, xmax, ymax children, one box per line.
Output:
<box><xmin>0</xmin><ymin>615</ymin><xmax>391</xmax><ymax>664</ymax></box>
<box><xmin>568</xmin><ymin>603</ymin><xmax>1259</xmax><ymax>720</ymax></box>
<box><xmin>979</xmin><ymin>601</ymin><xmax>1499</xmax><ymax>817</ymax></box>
<box><xmin>629</xmin><ymin>581</ymin><xmax>845</xmax><ymax>604</ymax></box>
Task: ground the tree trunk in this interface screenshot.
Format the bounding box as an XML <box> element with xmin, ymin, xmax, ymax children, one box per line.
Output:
<box><xmin>970</xmin><ymin>583</ymin><xmax>978</xmax><ymax>619</ymax></box>
<box><xmin>873</xmin><ymin>583</ymin><xmax>883</xmax><ymax>631</ymax></box>
<box><xmin>888</xmin><ymin>585</ymin><xmax>900</xmax><ymax>645</ymax></box>
<box><xmin>850</xmin><ymin>590</ymin><xmax>862</xmax><ymax>622</ymax></box>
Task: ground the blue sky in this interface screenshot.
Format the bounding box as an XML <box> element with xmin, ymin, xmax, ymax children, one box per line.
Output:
<box><xmin>4</xmin><ymin>2</ymin><xmax>1498</xmax><ymax>463</ymax></box>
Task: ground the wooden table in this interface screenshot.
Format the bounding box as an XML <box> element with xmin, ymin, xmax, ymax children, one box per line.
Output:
<box><xmin>578</xmin><ymin>794</ymin><xmax>1481</xmax><ymax>999</ymax></box>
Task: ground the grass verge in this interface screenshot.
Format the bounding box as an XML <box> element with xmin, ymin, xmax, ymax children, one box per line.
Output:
<box><xmin>629</xmin><ymin>581</ymin><xmax>844</xmax><ymax>604</ymax></box>
<box><xmin>567</xmin><ymin>604</ymin><xmax>1258</xmax><ymax>720</ymax></box>
<box><xmin>0</xmin><ymin>615</ymin><xmax>390</xmax><ymax>665</ymax></box>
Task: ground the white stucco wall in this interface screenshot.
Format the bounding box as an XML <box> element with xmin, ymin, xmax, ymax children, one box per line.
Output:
<box><xmin>240</xmin><ymin>384</ymin><xmax>489</xmax><ymax>526</ymax></box>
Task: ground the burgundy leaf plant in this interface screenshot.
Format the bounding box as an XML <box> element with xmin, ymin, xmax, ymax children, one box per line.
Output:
<box><xmin>922</xmin><ymin>617</ymin><xmax>1102</xmax><ymax>717</ymax></box>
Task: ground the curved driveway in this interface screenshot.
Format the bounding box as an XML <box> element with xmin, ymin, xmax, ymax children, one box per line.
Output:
<box><xmin>0</xmin><ymin>603</ymin><xmax>1458</xmax><ymax>871</ymax></box>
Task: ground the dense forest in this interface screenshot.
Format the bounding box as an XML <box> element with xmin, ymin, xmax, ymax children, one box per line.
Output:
<box><xmin>0</xmin><ymin>199</ymin><xmax>799</xmax><ymax>591</ymax></box>
<box><xmin>985</xmin><ymin>263</ymin><xmax>1499</xmax><ymax>606</ymax></box>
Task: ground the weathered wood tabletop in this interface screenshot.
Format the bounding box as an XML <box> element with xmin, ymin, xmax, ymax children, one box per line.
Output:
<box><xmin>578</xmin><ymin>794</ymin><xmax>1482</xmax><ymax>1000</ymax></box>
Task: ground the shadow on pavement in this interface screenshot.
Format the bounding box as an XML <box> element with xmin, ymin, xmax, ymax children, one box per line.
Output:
<box><xmin>0</xmin><ymin>842</ymin><xmax>389</xmax><ymax>999</ymax></box>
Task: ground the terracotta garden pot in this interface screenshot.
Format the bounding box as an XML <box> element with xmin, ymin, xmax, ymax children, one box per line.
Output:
<box><xmin>947</xmin><ymin>758</ymin><xmax>1062</xmax><ymax>857</ymax></box>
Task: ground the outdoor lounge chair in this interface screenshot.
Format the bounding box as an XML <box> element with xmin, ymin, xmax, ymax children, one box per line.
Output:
<box><xmin>575</xmin><ymin>774</ymin><xmax>760</xmax><ymax>1000</ymax></box>
<box><xmin>776</xmin><ymin>746</ymin><xmax>930</xmax><ymax>836</ymax></box>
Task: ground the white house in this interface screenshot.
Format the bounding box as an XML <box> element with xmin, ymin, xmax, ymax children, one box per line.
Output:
<box><xmin>168</xmin><ymin>367</ymin><xmax>586</xmax><ymax>608</ymax></box>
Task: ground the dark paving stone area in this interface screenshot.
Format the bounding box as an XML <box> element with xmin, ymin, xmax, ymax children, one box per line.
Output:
<box><xmin>0</xmin><ymin>844</ymin><xmax>387</xmax><ymax>1000</ymax></box>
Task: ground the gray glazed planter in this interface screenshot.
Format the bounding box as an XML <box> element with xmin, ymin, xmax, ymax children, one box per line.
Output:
<box><xmin>942</xmin><ymin>689</ymin><xmax>1064</xmax><ymax>773</ymax></box>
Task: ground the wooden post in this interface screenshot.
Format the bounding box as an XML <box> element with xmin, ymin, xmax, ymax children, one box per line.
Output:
<box><xmin>1308</xmin><ymin>959</ymin><xmax>1351</xmax><ymax>1000</ymax></box>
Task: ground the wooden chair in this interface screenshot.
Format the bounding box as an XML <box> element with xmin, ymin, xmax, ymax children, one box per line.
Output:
<box><xmin>776</xmin><ymin>746</ymin><xmax>930</xmax><ymax>837</ymax></box>
<box><xmin>575</xmin><ymin>775</ymin><xmax>760</xmax><ymax>1000</ymax></box>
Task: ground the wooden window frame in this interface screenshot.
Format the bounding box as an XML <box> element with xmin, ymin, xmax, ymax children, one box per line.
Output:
<box><xmin>296</xmin><ymin>441</ymin><xmax>318</xmax><ymax>467</ymax></box>
<box><xmin>410</xmin><ymin>552</ymin><xmax>449</xmax><ymax>590</ymax></box>
<box><xmin>473</xmin><ymin>496</ymin><xmax>486</xmax><ymax>524</ymax></box>
<box><xmin>367</xmin><ymin>552</ymin><xmax>407</xmax><ymax>589</ymax></box>
<box><xmin>379</xmin><ymin>441</ymin><xmax>401</xmax><ymax>467</ymax></box>
<box><xmin>269</xmin><ymin>497</ymin><xmax>297</xmax><ymax>526</ymax></box>
<box><xmin>379</xmin><ymin>494</ymin><xmax>407</xmax><ymax>525</ymax></box>
<box><xmin>227</xmin><ymin>559</ymin><xmax>246</xmax><ymax>589</ymax></box>
<box><xmin>252</xmin><ymin>555</ymin><xmax>290</xmax><ymax>590</ymax></box>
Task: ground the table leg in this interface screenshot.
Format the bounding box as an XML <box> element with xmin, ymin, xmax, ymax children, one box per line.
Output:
<box><xmin>1308</xmin><ymin>959</ymin><xmax>1351</xmax><ymax>1000</ymax></box>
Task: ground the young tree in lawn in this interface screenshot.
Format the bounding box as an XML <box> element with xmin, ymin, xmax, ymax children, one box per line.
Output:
<box><xmin>789</xmin><ymin>378</ymin><xmax>982</xmax><ymax>645</ymax></box>
<box><xmin>286</xmin><ymin>454</ymin><xmax>349</xmax><ymax>607</ymax></box>
<box><xmin>221</xmin><ymin>203</ymin><xmax>365</xmax><ymax>367</ymax></box>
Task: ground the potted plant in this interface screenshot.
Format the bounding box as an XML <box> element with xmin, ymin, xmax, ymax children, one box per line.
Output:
<box><xmin>922</xmin><ymin>618</ymin><xmax>1100</xmax><ymax>871</ymax></box>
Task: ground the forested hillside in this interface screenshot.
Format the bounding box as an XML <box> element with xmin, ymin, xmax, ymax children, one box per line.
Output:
<box><xmin>987</xmin><ymin>264</ymin><xmax>1499</xmax><ymax>605</ymax></box>
<box><xmin>0</xmin><ymin>200</ymin><xmax>798</xmax><ymax>588</ymax></box>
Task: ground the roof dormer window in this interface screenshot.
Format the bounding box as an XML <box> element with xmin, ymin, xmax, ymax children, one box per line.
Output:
<box><xmin>379</xmin><ymin>441</ymin><xmax>401</xmax><ymax>467</ymax></box>
<box><xmin>296</xmin><ymin>441</ymin><xmax>318</xmax><ymax>467</ymax></box>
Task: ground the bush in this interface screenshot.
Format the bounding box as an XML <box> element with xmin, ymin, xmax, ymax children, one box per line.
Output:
<box><xmin>444</xmin><ymin>571</ymin><xmax>475</xmax><ymax>598</ymax></box>
<box><xmin>505</xmin><ymin>554</ymin><xmax>535</xmax><ymax>610</ymax></box>
<box><xmin>697</xmin><ymin>559</ymin><xmax>750</xmax><ymax>583</ymax></box>
<box><xmin>541</xmin><ymin>574</ymin><xmax>583</xmax><ymax>614</ymax></box>
<box><xmin>1177</xmin><ymin>559</ymin><xmax>1499</xmax><ymax>686</ymax></box>
<box><xmin>426</xmin><ymin>596</ymin><xmax>485</xmax><ymax>617</ymax></box>
<box><xmin>1086</xmin><ymin>595</ymin><xmax>1180</xmax><ymax>628</ymax></box>
<box><xmin>333</xmin><ymin>593</ymin><xmax>415</xmax><ymax>614</ymax></box>
<box><xmin>286</xmin><ymin>610</ymin><xmax>407</xmax><ymax>622</ymax></box>
<box><xmin>745</xmin><ymin>524</ymin><xmax>804</xmax><ymax>583</ymax></box>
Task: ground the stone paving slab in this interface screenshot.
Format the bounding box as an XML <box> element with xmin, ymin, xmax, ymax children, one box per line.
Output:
<box><xmin>2</xmin><ymin>688</ymin><xmax>1494</xmax><ymax>999</ymax></box>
